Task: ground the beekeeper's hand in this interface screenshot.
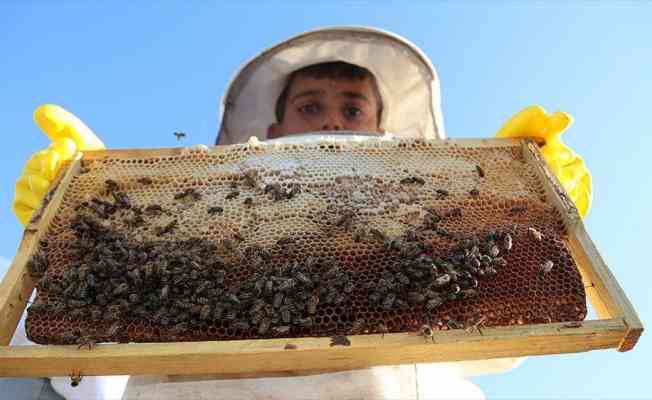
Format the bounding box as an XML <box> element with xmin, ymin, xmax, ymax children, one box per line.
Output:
<box><xmin>13</xmin><ymin>104</ymin><xmax>105</xmax><ymax>225</ymax></box>
<box><xmin>496</xmin><ymin>105</ymin><xmax>592</xmax><ymax>218</ymax></box>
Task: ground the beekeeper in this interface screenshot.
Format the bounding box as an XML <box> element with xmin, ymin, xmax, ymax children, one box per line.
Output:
<box><xmin>12</xmin><ymin>26</ymin><xmax>592</xmax><ymax>400</ymax></box>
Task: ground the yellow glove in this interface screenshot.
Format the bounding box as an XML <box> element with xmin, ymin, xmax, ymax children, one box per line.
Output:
<box><xmin>13</xmin><ymin>104</ymin><xmax>104</xmax><ymax>225</ymax></box>
<box><xmin>496</xmin><ymin>105</ymin><xmax>592</xmax><ymax>218</ymax></box>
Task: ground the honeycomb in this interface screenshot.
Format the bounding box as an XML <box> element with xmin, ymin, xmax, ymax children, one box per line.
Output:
<box><xmin>25</xmin><ymin>138</ymin><xmax>586</xmax><ymax>345</ymax></box>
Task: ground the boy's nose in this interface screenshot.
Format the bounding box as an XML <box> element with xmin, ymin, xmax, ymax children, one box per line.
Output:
<box><xmin>321</xmin><ymin>113</ymin><xmax>343</xmax><ymax>131</ymax></box>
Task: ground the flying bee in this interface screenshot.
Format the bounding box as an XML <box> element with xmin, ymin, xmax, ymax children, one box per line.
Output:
<box><xmin>476</xmin><ymin>165</ymin><xmax>485</xmax><ymax>178</ymax></box>
<box><xmin>469</xmin><ymin>188</ymin><xmax>480</xmax><ymax>197</ymax></box>
<box><xmin>330</xmin><ymin>335</ymin><xmax>351</xmax><ymax>347</ymax></box>
<box><xmin>528</xmin><ymin>227</ymin><xmax>544</xmax><ymax>242</ymax></box>
<box><xmin>173</xmin><ymin>131</ymin><xmax>186</xmax><ymax>140</ymax></box>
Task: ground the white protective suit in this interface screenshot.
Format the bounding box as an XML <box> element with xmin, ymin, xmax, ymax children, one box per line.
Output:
<box><xmin>20</xmin><ymin>26</ymin><xmax>524</xmax><ymax>400</ymax></box>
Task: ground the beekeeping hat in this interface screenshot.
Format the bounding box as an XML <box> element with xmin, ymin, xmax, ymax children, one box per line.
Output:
<box><xmin>216</xmin><ymin>26</ymin><xmax>446</xmax><ymax>145</ymax></box>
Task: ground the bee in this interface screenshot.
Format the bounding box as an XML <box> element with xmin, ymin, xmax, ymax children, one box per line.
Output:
<box><xmin>293</xmin><ymin>317</ymin><xmax>313</xmax><ymax>328</ymax></box>
<box><xmin>382</xmin><ymin>293</ymin><xmax>396</xmax><ymax>310</ymax></box>
<box><xmin>528</xmin><ymin>227</ymin><xmax>544</xmax><ymax>242</ymax></box>
<box><xmin>476</xmin><ymin>165</ymin><xmax>485</xmax><ymax>178</ymax></box>
<box><xmin>330</xmin><ymin>335</ymin><xmax>351</xmax><ymax>347</ymax></box>
<box><xmin>230</xmin><ymin>320</ymin><xmax>250</xmax><ymax>330</ymax></box>
<box><xmin>425</xmin><ymin>296</ymin><xmax>444</xmax><ymax>312</ymax></box>
<box><xmin>295</xmin><ymin>271</ymin><xmax>313</xmax><ymax>287</ymax></box>
<box><xmin>465</xmin><ymin>315</ymin><xmax>487</xmax><ymax>335</ymax></box>
<box><xmin>501</xmin><ymin>233</ymin><xmax>513</xmax><ymax>251</ymax></box>
<box><xmin>208</xmin><ymin>206</ymin><xmax>224</xmax><ymax>215</ymax></box>
<box><xmin>435</xmin><ymin>226</ymin><xmax>453</xmax><ymax>239</ymax></box>
<box><xmin>407</xmin><ymin>291</ymin><xmax>425</xmax><ymax>305</ymax></box>
<box><xmin>488</xmin><ymin>244</ymin><xmax>501</xmax><ymax>257</ymax></box>
<box><xmin>400</xmin><ymin>176</ymin><xmax>425</xmax><ymax>185</ymax></box>
<box><xmin>112</xmin><ymin>283</ymin><xmax>129</xmax><ymax>297</ymax></box>
<box><xmin>137</xmin><ymin>177</ymin><xmax>153</xmax><ymax>185</ymax></box>
<box><xmin>144</xmin><ymin>204</ymin><xmax>164</xmax><ymax>216</ymax></box>
<box><xmin>225</xmin><ymin>191</ymin><xmax>239</xmax><ymax>200</ymax></box>
<box><xmin>276</xmin><ymin>236</ymin><xmax>296</xmax><ymax>247</ymax></box>
<box><xmin>334</xmin><ymin>210</ymin><xmax>356</xmax><ymax>232</ymax></box>
<box><xmin>419</xmin><ymin>324</ymin><xmax>435</xmax><ymax>343</ymax></box>
<box><xmin>280</xmin><ymin>305</ymin><xmax>292</xmax><ymax>324</ymax></box>
<box><xmin>106</xmin><ymin>322</ymin><xmax>122</xmax><ymax>338</ymax></box>
<box><xmin>277</xmin><ymin>278</ymin><xmax>296</xmax><ymax>292</ymax></box>
<box><xmin>173</xmin><ymin>131</ymin><xmax>186</xmax><ymax>140</ymax></box>
<box><xmin>306</xmin><ymin>295</ymin><xmax>319</xmax><ymax>315</ymax></box>
<box><xmin>286</xmin><ymin>183</ymin><xmax>302</xmax><ymax>199</ymax></box>
<box><xmin>493</xmin><ymin>257</ymin><xmax>507</xmax><ymax>268</ymax></box>
<box><xmin>350</xmin><ymin>318</ymin><xmax>367</xmax><ymax>334</ymax></box>
<box><xmin>105</xmin><ymin>179</ymin><xmax>120</xmax><ymax>193</ymax></box>
<box><xmin>469</xmin><ymin>188</ymin><xmax>480</xmax><ymax>197</ymax></box>
<box><xmin>70</xmin><ymin>371</ymin><xmax>83</xmax><ymax>387</ymax></box>
<box><xmin>155</xmin><ymin>219</ymin><xmax>178</xmax><ymax>236</ymax></box>
<box><xmin>510</xmin><ymin>206</ymin><xmax>527</xmax><ymax>214</ymax></box>
<box><xmin>76</xmin><ymin>335</ymin><xmax>98</xmax><ymax>351</ymax></box>
<box><xmin>561</xmin><ymin>321</ymin><xmax>582</xmax><ymax>329</ymax></box>
<box><xmin>539</xmin><ymin>260</ymin><xmax>554</xmax><ymax>275</ymax></box>
<box><xmin>445</xmin><ymin>208</ymin><xmax>463</xmax><ymax>218</ymax></box>
<box><xmin>243</xmin><ymin>197</ymin><xmax>253</xmax><ymax>207</ymax></box>
<box><xmin>199</xmin><ymin>305</ymin><xmax>211</xmax><ymax>321</ymax></box>
<box><xmin>273</xmin><ymin>292</ymin><xmax>285</xmax><ymax>309</ymax></box>
<box><xmin>436</xmin><ymin>189</ymin><xmax>449</xmax><ymax>199</ymax></box>
<box><xmin>446</xmin><ymin>319</ymin><xmax>464</xmax><ymax>330</ymax></box>
<box><xmin>264</xmin><ymin>183</ymin><xmax>284</xmax><ymax>201</ymax></box>
<box><xmin>112</xmin><ymin>191</ymin><xmax>131</xmax><ymax>209</ymax></box>
<box><xmin>26</xmin><ymin>250</ymin><xmax>48</xmax><ymax>278</ymax></box>
<box><xmin>241</xmin><ymin>169</ymin><xmax>259</xmax><ymax>189</ymax></box>
<box><xmin>353</xmin><ymin>229</ymin><xmax>367</xmax><ymax>243</ymax></box>
<box><xmin>258</xmin><ymin>317</ymin><xmax>271</xmax><ymax>335</ymax></box>
<box><xmin>434</xmin><ymin>273</ymin><xmax>451</xmax><ymax>288</ymax></box>
<box><xmin>376</xmin><ymin>322</ymin><xmax>389</xmax><ymax>338</ymax></box>
<box><xmin>170</xmin><ymin>322</ymin><xmax>188</xmax><ymax>335</ymax></box>
<box><xmin>273</xmin><ymin>325</ymin><xmax>291</xmax><ymax>335</ymax></box>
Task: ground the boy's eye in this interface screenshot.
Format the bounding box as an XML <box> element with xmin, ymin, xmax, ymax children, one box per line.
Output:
<box><xmin>343</xmin><ymin>106</ymin><xmax>362</xmax><ymax>119</ymax></box>
<box><xmin>298</xmin><ymin>103</ymin><xmax>320</xmax><ymax>115</ymax></box>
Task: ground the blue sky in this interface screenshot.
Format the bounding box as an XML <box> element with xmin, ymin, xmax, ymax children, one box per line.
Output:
<box><xmin>1</xmin><ymin>1</ymin><xmax>651</xmax><ymax>398</ymax></box>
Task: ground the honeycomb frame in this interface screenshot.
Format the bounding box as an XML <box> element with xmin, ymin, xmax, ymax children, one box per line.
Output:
<box><xmin>0</xmin><ymin>137</ymin><xmax>643</xmax><ymax>378</ymax></box>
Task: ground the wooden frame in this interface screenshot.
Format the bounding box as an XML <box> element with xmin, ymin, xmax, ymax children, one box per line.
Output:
<box><xmin>0</xmin><ymin>138</ymin><xmax>643</xmax><ymax>378</ymax></box>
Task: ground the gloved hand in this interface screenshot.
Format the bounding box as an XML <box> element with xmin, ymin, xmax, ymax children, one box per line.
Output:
<box><xmin>13</xmin><ymin>104</ymin><xmax>104</xmax><ymax>225</ymax></box>
<box><xmin>496</xmin><ymin>105</ymin><xmax>592</xmax><ymax>218</ymax></box>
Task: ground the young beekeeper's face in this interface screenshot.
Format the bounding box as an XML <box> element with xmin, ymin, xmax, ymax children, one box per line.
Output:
<box><xmin>267</xmin><ymin>75</ymin><xmax>383</xmax><ymax>138</ymax></box>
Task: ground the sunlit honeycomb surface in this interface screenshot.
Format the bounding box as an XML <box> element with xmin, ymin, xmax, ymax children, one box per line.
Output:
<box><xmin>26</xmin><ymin>139</ymin><xmax>586</xmax><ymax>344</ymax></box>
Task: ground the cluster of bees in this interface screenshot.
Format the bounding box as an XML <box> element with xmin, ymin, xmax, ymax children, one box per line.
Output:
<box><xmin>364</xmin><ymin>230</ymin><xmax>511</xmax><ymax>315</ymax></box>
<box><xmin>25</xmin><ymin>166</ymin><xmax>557</xmax><ymax>345</ymax></box>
